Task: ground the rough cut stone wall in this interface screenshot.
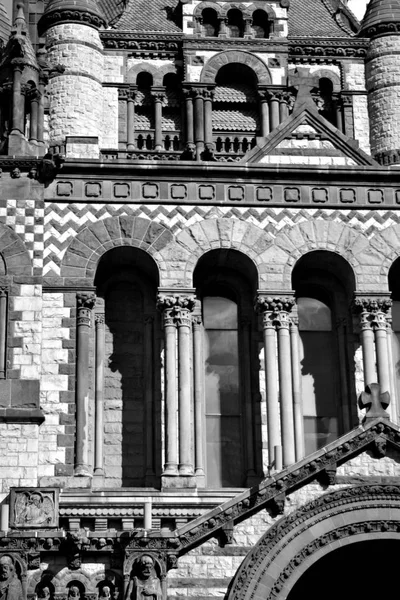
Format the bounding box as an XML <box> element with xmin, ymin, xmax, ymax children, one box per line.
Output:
<box><xmin>344</xmin><ymin>62</ymin><xmax>370</xmax><ymax>153</ymax></box>
<box><xmin>366</xmin><ymin>35</ymin><xmax>400</xmax><ymax>156</ymax></box>
<box><xmin>45</xmin><ymin>24</ymin><xmax>104</xmax><ymax>147</ymax></box>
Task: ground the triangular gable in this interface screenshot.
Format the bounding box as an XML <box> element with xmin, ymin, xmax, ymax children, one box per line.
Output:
<box><xmin>131</xmin><ymin>419</ymin><xmax>400</xmax><ymax>557</ymax></box>
<box><xmin>241</xmin><ymin>106</ymin><xmax>378</xmax><ymax>167</ymax></box>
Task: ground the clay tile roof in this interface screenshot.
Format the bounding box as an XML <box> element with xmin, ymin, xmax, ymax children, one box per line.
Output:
<box><xmin>212</xmin><ymin>109</ymin><xmax>259</xmax><ymax>132</ymax></box>
<box><xmin>0</xmin><ymin>1</ymin><xmax>10</xmax><ymax>47</ymax></box>
<box><xmin>114</xmin><ymin>0</ymin><xmax>182</xmax><ymax>33</ymax></box>
<box><xmin>288</xmin><ymin>0</ymin><xmax>358</xmax><ymax>37</ymax></box>
<box><xmin>214</xmin><ymin>85</ymin><xmax>258</xmax><ymax>104</ymax></box>
<box><xmin>359</xmin><ymin>0</ymin><xmax>400</xmax><ymax>36</ymax></box>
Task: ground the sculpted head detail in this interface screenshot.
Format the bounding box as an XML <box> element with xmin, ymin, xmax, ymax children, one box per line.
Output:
<box><xmin>68</xmin><ymin>586</ymin><xmax>80</xmax><ymax>600</ymax></box>
<box><xmin>0</xmin><ymin>556</ymin><xmax>15</xmax><ymax>582</ymax></box>
<box><xmin>138</xmin><ymin>556</ymin><xmax>155</xmax><ymax>581</ymax></box>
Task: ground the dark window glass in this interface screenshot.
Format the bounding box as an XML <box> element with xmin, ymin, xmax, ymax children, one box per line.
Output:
<box><xmin>298</xmin><ymin>297</ymin><xmax>338</xmax><ymax>455</ymax></box>
<box><xmin>204</xmin><ymin>296</ymin><xmax>243</xmax><ymax>487</ymax></box>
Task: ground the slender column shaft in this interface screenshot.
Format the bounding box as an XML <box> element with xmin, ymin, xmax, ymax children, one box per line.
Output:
<box><xmin>204</xmin><ymin>92</ymin><xmax>213</xmax><ymax>148</ymax></box>
<box><xmin>263</xmin><ymin>321</ymin><xmax>280</xmax><ymax>465</ymax></box>
<box><xmin>29</xmin><ymin>96</ymin><xmax>39</xmax><ymax>142</ymax></box>
<box><xmin>375</xmin><ymin>318</ymin><xmax>390</xmax><ymax>393</ymax></box>
<box><xmin>336</xmin><ymin>101</ymin><xmax>343</xmax><ymax>133</ymax></box>
<box><xmin>37</xmin><ymin>88</ymin><xmax>45</xmax><ymax>144</ymax></box>
<box><xmin>127</xmin><ymin>95</ymin><xmax>135</xmax><ymax>151</ymax></box>
<box><xmin>185</xmin><ymin>91</ymin><xmax>194</xmax><ymax>146</ymax></box>
<box><xmin>242</xmin><ymin>319</ymin><xmax>256</xmax><ymax>481</ymax></box>
<box><xmin>163</xmin><ymin>314</ymin><xmax>178</xmax><ymax>475</ymax></box>
<box><xmin>75</xmin><ymin>293</ymin><xmax>96</xmax><ymax>476</ymax></box>
<box><xmin>0</xmin><ymin>288</ymin><xmax>7</xmax><ymax>379</ymax></box>
<box><xmin>193</xmin><ymin>316</ymin><xmax>205</xmax><ymax>482</ymax></box>
<box><xmin>269</xmin><ymin>95</ymin><xmax>280</xmax><ymax>130</ymax></box>
<box><xmin>144</xmin><ymin>316</ymin><xmax>155</xmax><ymax>481</ymax></box>
<box><xmin>360</xmin><ymin>326</ymin><xmax>376</xmax><ymax>386</ymax></box>
<box><xmin>290</xmin><ymin>320</ymin><xmax>304</xmax><ymax>461</ymax></box>
<box><xmin>178</xmin><ymin>310</ymin><xmax>193</xmax><ymax>474</ymax></box>
<box><xmin>154</xmin><ymin>97</ymin><xmax>163</xmax><ymax>151</ymax></box>
<box><xmin>12</xmin><ymin>66</ymin><xmax>23</xmax><ymax>133</ymax></box>
<box><xmin>260</xmin><ymin>99</ymin><xmax>270</xmax><ymax>136</ymax></box>
<box><xmin>279</xmin><ymin>97</ymin><xmax>289</xmax><ymax>123</ymax></box>
<box><xmin>386</xmin><ymin>322</ymin><xmax>397</xmax><ymax>422</ymax></box>
<box><xmin>194</xmin><ymin>92</ymin><xmax>205</xmax><ymax>158</ymax></box>
<box><xmin>277</xmin><ymin>318</ymin><xmax>295</xmax><ymax>466</ymax></box>
<box><xmin>94</xmin><ymin>313</ymin><xmax>105</xmax><ymax>475</ymax></box>
<box><xmin>336</xmin><ymin>320</ymin><xmax>351</xmax><ymax>432</ymax></box>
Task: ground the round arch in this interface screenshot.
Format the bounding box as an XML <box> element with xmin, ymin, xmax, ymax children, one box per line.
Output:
<box><xmin>247</xmin><ymin>2</ymin><xmax>276</xmax><ymax>19</ymax></box>
<box><xmin>60</xmin><ymin>216</ymin><xmax>173</xmax><ymax>283</ymax></box>
<box><xmin>262</xmin><ymin>220</ymin><xmax>377</xmax><ymax>290</ymax></box>
<box><xmin>227</xmin><ymin>484</ymin><xmax>400</xmax><ymax>600</ymax></box>
<box><xmin>309</xmin><ymin>68</ymin><xmax>341</xmax><ymax>93</ymax></box>
<box><xmin>200</xmin><ymin>51</ymin><xmax>272</xmax><ymax>85</ymax></box>
<box><xmin>370</xmin><ymin>224</ymin><xmax>400</xmax><ymax>288</ymax></box>
<box><xmin>175</xmin><ymin>218</ymin><xmax>273</xmax><ymax>288</ymax></box>
<box><xmin>127</xmin><ymin>63</ymin><xmax>158</xmax><ymax>85</ymax></box>
<box><xmin>193</xmin><ymin>1</ymin><xmax>222</xmax><ymax>19</ymax></box>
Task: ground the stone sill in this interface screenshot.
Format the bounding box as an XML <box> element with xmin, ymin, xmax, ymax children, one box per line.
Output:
<box><xmin>0</xmin><ymin>408</ymin><xmax>45</xmax><ymax>423</ymax></box>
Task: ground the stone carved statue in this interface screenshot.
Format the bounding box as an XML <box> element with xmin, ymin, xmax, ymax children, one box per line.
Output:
<box><xmin>14</xmin><ymin>491</ymin><xmax>54</xmax><ymax>527</ymax></box>
<box><xmin>0</xmin><ymin>556</ymin><xmax>23</xmax><ymax>600</ymax></box>
<box><xmin>99</xmin><ymin>588</ymin><xmax>111</xmax><ymax>600</ymax></box>
<box><xmin>37</xmin><ymin>587</ymin><xmax>51</xmax><ymax>600</ymax></box>
<box><xmin>125</xmin><ymin>556</ymin><xmax>162</xmax><ymax>600</ymax></box>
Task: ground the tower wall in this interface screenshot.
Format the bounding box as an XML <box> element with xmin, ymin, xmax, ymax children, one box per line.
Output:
<box><xmin>366</xmin><ymin>35</ymin><xmax>400</xmax><ymax>158</ymax></box>
<box><xmin>45</xmin><ymin>23</ymin><xmax>104</xmax><ymax>154</ymax></box>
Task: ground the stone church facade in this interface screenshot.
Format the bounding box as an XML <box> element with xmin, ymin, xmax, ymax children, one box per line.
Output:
<box><xmin>0</xmin><ymin>0</ymin><xmax>399</xmax><ymax>598</ymax></box>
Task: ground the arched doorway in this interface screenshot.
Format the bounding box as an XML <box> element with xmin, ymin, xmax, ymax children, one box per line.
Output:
<box><xmin>288</xmin><ymin>539</ymin><xmax>400</xmax><ymax>600</ymax></box>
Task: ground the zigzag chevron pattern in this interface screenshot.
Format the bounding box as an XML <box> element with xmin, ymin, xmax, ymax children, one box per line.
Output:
<box><xmin>44</xmin><ymin>203</ymin><xmax>400</xmax><ymax>275</ymax></box>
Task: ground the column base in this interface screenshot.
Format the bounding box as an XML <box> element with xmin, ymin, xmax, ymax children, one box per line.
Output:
<box><xmin>75</xmin><ymin>465</ymin><xmax>93</xmax><ymax>477</ymax></box>
<box><xmin>161</xmin><ymin>475</ymin><xmax>197</xmax><ymax>490</ymax></box>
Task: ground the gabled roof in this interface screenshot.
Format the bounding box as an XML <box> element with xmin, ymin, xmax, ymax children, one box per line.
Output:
<box><xmin>105</xmin><ymin>0</ymin><xmax>359</xmax><ymax>36</ymax></box>
<box><xmin>240</xmin><ymin>101</ymin><xmax>377</xmax><ymax>167</ymax></box>
<box><xmin>113</xmin><ymin>0</ymin><xmax>182</xmax><ymax>33</ymax></box>
<box><xmin>289</xmin><ymin>0</ymin><xmax>359</xmax><ymax>37</ymax></box>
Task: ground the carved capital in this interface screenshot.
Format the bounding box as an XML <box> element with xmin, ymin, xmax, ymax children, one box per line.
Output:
<box><xmin>77</xmin><ymin>293</ymin><xmax>96</xmax><ymax>327</ymax></box>
<box><xmin>192</xmin><ymin>315</ymin><xmax>203</xmax><ymax>330</ymax></box>
<box><xmin>157</xmin><ymin>294</ymin><xmax>196</xmax><ymax>327</ymax></box>
<box><xmin>0</xmin><ymin>286</ymin><xmax>8</xmax><ymax>297</ymax></box>
<box><xmin>256</xmin><ymin>295</ymin><xmax>296</xmax><ymax>314</ymax></box>
<box><xmin>95</xmin><ymin>313</ymin><xmax>105</xmax><ymax>326</ymax></box>
<box><xmin>353</xmin><ymin>296</ymin><xmax>392</xmax><ymax>331</ymax></box>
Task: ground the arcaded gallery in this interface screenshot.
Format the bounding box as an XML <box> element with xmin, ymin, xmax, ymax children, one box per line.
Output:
<box><xmin>0</xmin><ymin>0</ymin><xmax>400</xmax><ymax>599</ymax></box>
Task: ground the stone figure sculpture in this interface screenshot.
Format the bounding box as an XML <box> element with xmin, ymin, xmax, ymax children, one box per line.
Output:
<box><xmin>67</xmin><ymin>587</ymin><xmax>81</xmax><ymax>600</ymax></box>
<box><xmin>0</xmin><ymin>556</ymin><xmax>23</xmax><ymax>600</ymax></box>
<box><xmin>126</xmin><ymin>556</ymin><xmax>162</xmax><ymax>600</ymax></box>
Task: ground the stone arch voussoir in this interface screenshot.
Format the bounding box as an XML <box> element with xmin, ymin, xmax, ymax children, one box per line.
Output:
<box><xmin>309</xmin><ymin>67</ymin><xmax>341</xmax><ymax>93</ymax></box>
<box><xmin>127</xmin><ymin>62</ymin><xmax>159</xmax><ymax>85</ymax></box>
<box><xmin>0</xmin><ymin>223</ymin><xmax>32</xmax><ymax>276</ymax></box>
<box><xmin>227</xmin><ymin>485</ymin><xmax>400</xmax><ymax>600</ymax></box>
<box><xmin>200</xmin><ymin>51</ymin><xmax>272</xmax><ymax>85</ymax></box>
<box><xmin>176</xmin><ymin>218</ymin><xmax>273</xmax><ymax>287</ymax></box>
<box><xmin>371</xmin><ymin>224</ymin><xmax>400</xmax><ymax>285</ymax></box>
<box><xmin>248</xmin><ymin>2</ymin><xmax>277</xmax><ymax>19</ymax></box>
<box><xmin>193</xmin><ymin>1</ymin><xmax>223</xmax><ymax>19</ymax></box>
<box><xmin>277</xmin><ymin>220</ymin><xmax>367</xmax><ymax>289</ymax></box>
<box><xmin>61</xmin><ymin>216</ymin><xmax>174</xmax><ymax>283</ymax></box>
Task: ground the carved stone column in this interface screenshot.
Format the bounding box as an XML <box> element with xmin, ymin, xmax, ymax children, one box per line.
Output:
<box><xmin>279</xmin><ymin>92</ymin><xmax>290</xmax><ymax>123</ymax></box>
<box><xmin>127</xmin><ymin>85</ymin><xmax>137</xmax><ymax>152</ymax></box>
<box><xmin>0</xmin><ymin>287</ymin><xmax>7</xmax><ymax>379</ymax></box>
<box><xmin>29</xmin><ymin>89</ymin><xmax>40</xmax><ymax>143</ymax></box>
<box><xmin>354</xmin><ymin>295</ymin><xmax>392</xmax><ymax>392</ymax></box>
<box><xmin>192</xmin><ymin>314</ymin><xmax>205</xmax><ymax>486</ymax></box>
<box><xmin>75</xmin><ymin>293</ymin><xmax>96</xmax><ymax>476</ymax></box>
<box><xmin>184</xmin><ymin>87</ymin><xmax>195</xmax><ymax>154</ymax></box>
<box><xmin>94</xmin><ymin>312</ymin><xmax>105</xmax><ymax>476</ymax></box>
<box><xmin>269</xmin><ymin>93</ymin><xmax>280</xmax><ymax>130</ymax></box>
<box><xmin>158</xmin><ymin>293</ymin><xmax>196</xmax><ymax>487</ymax></box>
<box><xmin>193</xmin><ymin>86</ymin><xmax>205</xmax><ymax>159</ymax></box>
<box><xmin>37</xmin><ymin>78</ymin><xmax>46</xmax><ymax>145</ymax></box>
<box><xmin>241</xmin><ymin>317</ymin><xmax>257</xmax><ymax>485</ymax></box>
<box><xmin>152</xmin><ymin>87</ymin><xmax>166</xmax><ymax>151</ymax></box>
<box><xmin>11</xmin><ymin>63</ymin><xmax>23</xmax><ymax>134</ymax></box>
<box><xmin>258</xmin><ymin>88</ymin><xmax>270</xmax><ymax>136</ymax></box>
<box><xmin>203</xmin><ymin>88</ymin><xmax>215</xmax><ymax>152</ymax></box>
<box><xmin>256</xmin><ymin>295</ymin><xmax>296</xmax><ymax>469</ymax></box>
<box><xmin>144</xmin><ymin>315</ymin><xmax>156</xmax><ymax>485</ymax></box>
<box><xmin>290</xmin><ymin>317</ymin><xmax>304</xmax><ymax>461</ymax></box>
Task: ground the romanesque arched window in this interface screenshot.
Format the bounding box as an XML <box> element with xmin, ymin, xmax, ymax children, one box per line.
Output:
<box><xmin>163</xmin><ymin>73</ymin><xmax>181</xmax><ymax>151</ymax></box>
<box><xmin>135</xmin><ymin>72</ymin><xmax>154</xmax><ymax>150</ymax></box>
<box><xmin>213</xmin><ymin>63</ymin><xmax>259</xmax><ymax>156</ymax></box>
<box><xmin>194</xmin><ymin>249</ymin><xmax>261</xmax><ymax>488</ymax></box>
<box><xmin>389</xmin><ymin>258</ymin><xmax>400</xmax><ymax>411</ymax></box>
<box><xmin>94</xmin><ymin>247</ymin><xmax>160</xmax><ymax>487</ymax></box>
<box><xmin>292</xmin><ymin>251</ymin><xmax>356</xmax><ymax>455</ymax></box>
<box><xmin>202</xmin><ymin>7</ymin><xmax>219</xmax><ymax>36</ymax></box>
<box><xmin>227</xmin><ymin>8</ymin><xmax>244</xmax><ymax>37</ymax></box>
<box><xmin>252</xmin><ymin>9</ymin><xmax>270</xmax><ymax>38</ymax></box>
